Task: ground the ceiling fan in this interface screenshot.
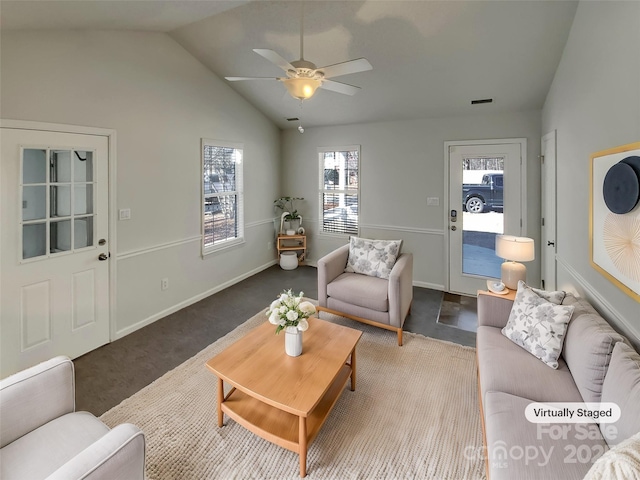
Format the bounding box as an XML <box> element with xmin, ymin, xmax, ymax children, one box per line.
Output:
<box><xmin>225</xmin><ymin>9</ymin><xmax>372</xmax><ymax>101</ymax></box>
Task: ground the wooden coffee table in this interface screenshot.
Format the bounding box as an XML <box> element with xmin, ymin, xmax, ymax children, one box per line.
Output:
<box><xmin>206</xmin><ymin>316</ymin><xmax>362</xmax><ymax>477</ymax></box>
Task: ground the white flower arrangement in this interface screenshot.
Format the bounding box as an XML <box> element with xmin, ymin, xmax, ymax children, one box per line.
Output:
<box><xmin>266</xmin><ymin>289</ymin><xmax>316</xmax><ymax>335</ymax></box>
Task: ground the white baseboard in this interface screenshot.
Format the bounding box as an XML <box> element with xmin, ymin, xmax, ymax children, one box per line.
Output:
<box><xmin>413</xmin><ymin>281</ymin><xmax>445</xmax><ymax>291</ymax></box>
<box><xmin>114</xmin><ymin>259</ymin><xmax>278</xmax><ymax>339</ymax></box>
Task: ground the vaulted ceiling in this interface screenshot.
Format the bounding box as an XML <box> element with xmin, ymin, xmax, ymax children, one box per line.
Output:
<box><xmin>1</xmin><ymin>0</ymin><xmax>578</xmax><ymax>129</ymax></box>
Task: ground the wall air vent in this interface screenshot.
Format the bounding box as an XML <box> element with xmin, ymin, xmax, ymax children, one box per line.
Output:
<box><xmin>471</xmin><ymin>98</ymin><xmax>493</xmax><ymax>105</ymax></box>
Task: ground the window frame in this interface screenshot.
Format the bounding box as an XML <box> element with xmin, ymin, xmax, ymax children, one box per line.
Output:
<box><xmin>201</xmin><ymin>138</ymin><xmax>244</xmax><ymax>256</ymax></box>
<box><xmin>318</xmin><ymin>145</ymin><xmax>360</xmax><ymax>238</ymax></box>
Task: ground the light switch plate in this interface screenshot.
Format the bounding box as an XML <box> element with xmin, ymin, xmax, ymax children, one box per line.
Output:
<box><xmin>119</xmin><ymin>208</ymin><xmax>131</xmax><ymax>220</ymax></box>
<box><xmin>427</xmin><ymin>197</ymin><xmax>440</xmax><ymax>206</ymax></box>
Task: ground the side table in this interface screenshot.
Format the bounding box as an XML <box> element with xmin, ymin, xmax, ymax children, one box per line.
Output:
<box><xmin>277</xmin><ymin>234</ymin><xmax>306</xmax><ymax>265</ymax></box>
<box><xmin>477</xmin><ymin>289</ymin><xmax>516</xmax><ymax>301</ymax></box>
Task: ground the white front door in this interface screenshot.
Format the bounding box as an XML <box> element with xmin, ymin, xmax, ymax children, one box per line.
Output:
<box><xmin>541</xmin><ymin>131</ymin><xmax>557</xmax><ymax>291</ymax></box>
<box><xmin>1</xmin><ymin>127</ymin><xmax>110</xmax><ymax>377</ymax></box>
<box><xmin>447</xmin><ymin>140</ymin><xmax>525</xmax><ymax>295</ymax></box>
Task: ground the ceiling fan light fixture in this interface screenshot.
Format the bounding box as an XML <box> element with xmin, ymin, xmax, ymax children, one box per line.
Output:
<box><xmin>282</xmin><ymin>77</ymin><xmax>321</xmax><ymax>100</ymax></box>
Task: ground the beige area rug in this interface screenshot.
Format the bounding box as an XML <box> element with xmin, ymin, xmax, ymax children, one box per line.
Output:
<box><xmin>101</xmin><ymin>307</ymin><xmax>485</xmax><ymax>480</ymax></box>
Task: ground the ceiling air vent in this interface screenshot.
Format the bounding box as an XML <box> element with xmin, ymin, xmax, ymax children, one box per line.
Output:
<box><xmin>471</xmin><ymin>98</ymin><xmax>493</xmax><ymax>105</ymax></box>
<box><xmin>286</xmin><ymin>117</ymin><xmax>300</xmax><ymax>122</ymax></box>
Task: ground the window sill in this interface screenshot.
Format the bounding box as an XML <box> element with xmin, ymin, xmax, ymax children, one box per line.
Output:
<box><xmin>202</xmin><ymin>238</ymin><xmax>245</xmax><ymax>257</ymax></box>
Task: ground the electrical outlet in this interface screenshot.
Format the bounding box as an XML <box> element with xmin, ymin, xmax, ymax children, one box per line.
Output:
<box><xmin>161</xmin><ymin>278</ymin><xmax>169</xmax><ymax>291</ymax></box>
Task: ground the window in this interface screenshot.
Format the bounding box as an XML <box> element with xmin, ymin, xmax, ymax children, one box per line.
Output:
<box><xmin>319</xmin><ymin>146</ymin><xmax>359</xmax><ymax>235</ymax></box>
<box><xmin>202</xmin><ymin>139</ymin><xmax>243</xmax><ymax>254</ymax></box>
<box><xmin>21</xmin><ymin>148</ymin><xmax>96</xmax><ymax>260</ymax></box>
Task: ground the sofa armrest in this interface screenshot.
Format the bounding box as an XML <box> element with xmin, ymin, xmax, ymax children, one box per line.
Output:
<box><xmin>388</xmin><ymin>253</ymin><xmax>414</xmax><ymax>328</ymax></box>
<box><xmin>0</xmin><ymin>356</ymin><xmax>75</xmax><ymax>448</ymax></box>
<box><xmin>317</xmin><ymin>244</ymin><xmax>349</xmax><ymax>307</ymax></box>
<box><xmin>477</xmin><ymin>291</ymin><xmax>514</xmax><ymax>329</ymax></box>
<box><xmin>47</xmin><ymin>423</ymin><xmax>146</xmax><ymax>480</ymax></box>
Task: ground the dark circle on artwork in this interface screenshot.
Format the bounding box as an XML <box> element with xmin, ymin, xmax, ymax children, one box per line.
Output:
<box><xmin>622</xmin><ymin>155</ymin><xmax>640</xmax><ymax>179</ymax></box>
<box><xmin>602</xmin><ymin>162</ymin><xmax>639</xmax><ymax>214</ymax></box>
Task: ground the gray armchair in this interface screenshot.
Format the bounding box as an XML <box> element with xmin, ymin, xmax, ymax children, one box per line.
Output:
<box><xmin>317</xmin><ymin>244</ymin><xmax>413</xmax><ymax>345</ymax></box>
<box><xmin>0</xmin><ymin>356</ymin><xmax>145</xmax><ymax>480</ymax></box>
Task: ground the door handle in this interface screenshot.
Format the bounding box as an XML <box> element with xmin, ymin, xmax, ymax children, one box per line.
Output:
<box><xmin>98</xmin><ymin>253</ymin><xmax>108</xmax><ymax>261</ymax></box>
<box><xmin>547</xmin><ymin>241</ymin><xmax>555</xmax><ymax>247</ymax></box>
<box><xmin>451</xmin><ymin>226</ymin><xmax>457</xmax><ymax>231</ymax></box>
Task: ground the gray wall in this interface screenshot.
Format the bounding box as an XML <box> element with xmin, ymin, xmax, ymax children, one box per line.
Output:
<box><xmin>1</xmin><ymin>31</ymin><xmax>281</xmax><ymax>337</ymax></box>
<box><xmin>281</xmin><ymin>111</ymin><xmax>542</xmax><ymax>290</ymax></box>
<box><xmin>542</xmin><ymin>1</ymin><xmax>640</xmax><ymax>346</ymax></box>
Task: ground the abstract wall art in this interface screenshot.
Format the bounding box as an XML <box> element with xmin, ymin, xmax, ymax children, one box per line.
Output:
<box><xmin>590</xmin><ymin>142</ymin><xmax>640</xmax><ymax>302</ymax></box>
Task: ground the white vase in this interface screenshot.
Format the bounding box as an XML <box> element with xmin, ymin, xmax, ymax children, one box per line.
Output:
<box><xmin>284</xmin><ymin>326</ymin><xmax>303</xmax><ymax>357</ymax></box>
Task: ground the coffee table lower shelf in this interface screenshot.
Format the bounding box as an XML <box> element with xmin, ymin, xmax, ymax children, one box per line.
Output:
<box><xmin>219</xmin><ymin>364</ymin><xmax>352</xmax><ymax>476</ymax></box>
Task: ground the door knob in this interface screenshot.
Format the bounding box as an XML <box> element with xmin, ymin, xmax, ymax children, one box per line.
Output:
<box><xmin>451</xmin><ymin>226</ymin><xmax>457</xmax><ymax>231</ymax></box>
<box><xmin>547</xmin><ymin>241</ymin><xmax>555</xmax><ymax>247</ymax></box>
<box><xmin>98</xmin><ymin>253</ymin><xmax>108</xmax><ymax>261</ymax></box>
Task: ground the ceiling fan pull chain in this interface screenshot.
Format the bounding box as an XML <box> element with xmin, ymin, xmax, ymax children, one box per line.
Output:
<box><xmin>298</xmin><ymin>99</ymin><xmax>305</xmax><ymax>134</ymax></box>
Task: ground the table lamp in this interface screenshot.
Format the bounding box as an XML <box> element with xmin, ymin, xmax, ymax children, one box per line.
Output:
<box><xmin>495</xmin><ymin>235</ymin><xmax>535</xmax><ymax>289</ymax></box>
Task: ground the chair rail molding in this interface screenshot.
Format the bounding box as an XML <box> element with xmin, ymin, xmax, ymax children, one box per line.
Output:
<box><xmin>557</xmin><ymin>255</ymin><xmax>639</xmax><ymax>343</ymax></box>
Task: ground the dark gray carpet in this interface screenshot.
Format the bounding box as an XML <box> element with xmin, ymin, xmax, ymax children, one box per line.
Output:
<box><xmin>75</xmin><ymin>265</ymin><xmax>475</xmax><ymax>416</ymax></box>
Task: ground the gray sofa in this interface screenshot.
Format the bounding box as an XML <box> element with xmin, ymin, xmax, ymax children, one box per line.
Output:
<box><xmin>477</xmin><ymin>290</ymin><xmax>640</xmax><ymax>480</ymax></box>
<box><xmin>0</xmin><ymin>356</ymin><xmax>145</xmax><ymax>480</ymax></box>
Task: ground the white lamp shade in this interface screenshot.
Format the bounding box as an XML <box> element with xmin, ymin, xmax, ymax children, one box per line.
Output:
<box><xmin>495</xmin><ymin>235</ymin><xmax>535</xmax><ymax>262</ymax></box>
<box><xmin>282</xmin><ymin>77</ymin><xmax>321</xmax><ymax>100</ymax></box>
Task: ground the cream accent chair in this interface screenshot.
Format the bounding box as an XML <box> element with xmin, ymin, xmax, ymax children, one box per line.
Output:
<box><xmin>317</xmin><ymin>244</ymin><xmax>413</xmax><ymax>345</ymax></box>
<box><xmin>0</xmin><ymin>356</ymin><xmax>145</xmax><ymax>480</ymax></box>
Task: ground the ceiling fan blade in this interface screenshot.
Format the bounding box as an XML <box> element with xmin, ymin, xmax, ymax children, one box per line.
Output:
<box><xmin>317</xmin><ymin>58</ymin><xmax>372</xmax><ymax>79</ymax></box>
<box><xmin>253</xmin><ymin>49</ymin><xmax>296</xmax><ymax>72</ymax></box>
<box><xmin>225</xmin><ymin>77</ymin><xmax>278</xmax><ymax>81</ymax></box>
<box><xmin>320</xmin><ymin>80</ymin><xmax>361</xmax><ymax>96</ymax></box>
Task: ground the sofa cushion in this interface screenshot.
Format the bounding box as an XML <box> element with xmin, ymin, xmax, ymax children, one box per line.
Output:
<box><xmin>502</xmin><ymin>283</ymin><xmax>575</xmax><ymax>369</ymax></box>
<box><xmin>584</xmin><ymin>431</ymin><xmax>640</xmax><ymax>480</ymax></box>
<box><xmin>484</xmin><ymin>391</ymin><xmax>607</xmax><ymax>480</ymax></box>
<box><xmin>477</xmin><ymin>326</ymin><xmax>583</xmax><ymax>404</ymax></box>
<box><xmin>561</xmin><ymin>295</ymin><xmax>628</xmax><ymax>403</ymax></box>
<box><xmin>344</xmin><ymin>236</ymin><xmax>401</xmax><ymax>279</ymax></box>
<box><xmin>600</xmin><ymin>342</ymin><xmax>640</xmax><ymax>445</ymax></box>
<box><xmin>327</xmin><ymin>272</ymin><xmax>389</xmax><ymax>312</ymax></box>
<box><xmin>0</xmin><ymin>411</ymin><xmax>109</xmax><ymax>480</ymax></box>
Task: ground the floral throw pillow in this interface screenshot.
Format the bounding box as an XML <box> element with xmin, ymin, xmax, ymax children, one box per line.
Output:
<box><xmin>345</xmin><ymin>237</ymin><xmax>402</xmax><ymax>279</ymax></box>
<box><xmin>519</xmin><ymin>281</ymin><xmax>566</xmax><ymax>305</ymax></box>
<box><xmin>502</xmin><ymin>282</ymin><xmax>575</xmax><ymax>369</ymax></box>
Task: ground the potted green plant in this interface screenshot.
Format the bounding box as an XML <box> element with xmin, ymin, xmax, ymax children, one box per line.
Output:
<box><xmin>274</xmin><ymin>197</ymin><xmax>304</xmax><ymax>232</ymax></box>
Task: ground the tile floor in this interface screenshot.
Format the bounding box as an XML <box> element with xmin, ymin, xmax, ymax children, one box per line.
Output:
<box><xmin>436</xmin><ymin>292</ymin><xmax>478</xmax><ymax>333</ymax></box>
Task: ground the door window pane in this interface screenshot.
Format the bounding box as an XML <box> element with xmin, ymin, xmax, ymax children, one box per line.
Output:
<box><xmin>74</xmin><ymin>151</ymin><xmax>93</xmax><ymax>182</ymax></box>
<box><xmin>23</xmin><ymin>149</ymin><xmax>47</xmax><ymax>184</ymax></box>
<box><xmin>50</xmin><ymin>185</ymin><xmax>72</xmax><ymax>217</ymax></box>
<box><xmin>74</xmin><ymin>185</ymin><xmax>93</xmax><ymax>215</ymax></box>
<box><xmin>20</xmin><ymin>146</ymin><xmax>98</xmax><ymax>260</ymax></box>
<box><xmin>22</xmin><ymin>186</ymin><xmax>47</xmax><ymax>221</ymax></box>
<box><xmin>23</xmin><ymin>223</ymin><xmax>46</xmax><ymax>259</ymax></box>
<box><xmin>50</xmin><ymin>220</ymin><xmax>72</xmax><ymax>253</ymax></box>
<box><xmin>74</xmin><ymin>217</ymin><xmax>94</xmax><ymax>248</ymax></box>
<box><xmin>461</xmin><ymin>158</ymin><xmax>504</xmax><ymax>278</ymax></box>
<box><xmin>50</xmin><ymin>150</ymin><xmax>72</xmax><ymax>183</ymax></box>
